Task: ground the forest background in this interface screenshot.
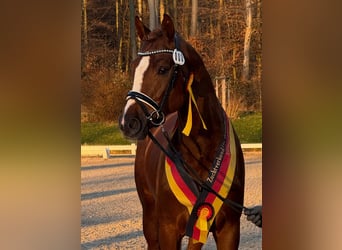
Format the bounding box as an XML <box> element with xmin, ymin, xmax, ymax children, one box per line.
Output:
<box><xmin>81</xmin><ymin>0</ymin><xmax>262</xmax><ymax>124</ymax></box>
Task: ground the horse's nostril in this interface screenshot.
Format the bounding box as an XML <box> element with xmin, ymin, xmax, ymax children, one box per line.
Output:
<box><xmin>120</xmin><ymin>115</ymin><xmax>146</xmax><ymax>139</ymax></box>
<box><xmin>128</xmin><ymin>118</ymin><xmax>141</xmax><ymax>130</ymax></box>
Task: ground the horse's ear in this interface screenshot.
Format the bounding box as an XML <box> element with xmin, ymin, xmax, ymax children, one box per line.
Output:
<box><xmin>135</xmin><ymin>16</ymin><xmax>150</xmax><ymax>40</ymax></box>
<box><xmin>161</xmin><ymin>14</ymin><xmax>175</xmax><ymax>41</ymax></box>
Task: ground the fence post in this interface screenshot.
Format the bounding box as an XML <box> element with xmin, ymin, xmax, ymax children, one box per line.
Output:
<box><xmin>103</xmin><ymin>148</ymin><xmax>110</xmax><ymax>159</ymax></box>
<box><xmin>131</xmin><ymin>143</ymin><xmax>136</xmax><ymax>155</ymax></box>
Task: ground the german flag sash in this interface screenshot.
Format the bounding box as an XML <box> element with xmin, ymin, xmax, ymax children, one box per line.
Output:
<box><xmin>165</xmin><ymin>115</ymin><xmax>236</xmax><ymax>243</ymax></box>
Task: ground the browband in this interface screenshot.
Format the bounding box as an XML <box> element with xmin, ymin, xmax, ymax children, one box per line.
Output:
<box><xmin>137</xmin><ymin>49</ymin><xmax>173</xmax><ymax>56</ymax></box>
<box><xmin>137</xmin><ymin>34</ymin><xmax>185</xmax><ymax>65</ymax></box>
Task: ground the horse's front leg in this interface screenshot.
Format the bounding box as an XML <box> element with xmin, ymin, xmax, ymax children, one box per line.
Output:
<box><xmin>142</xmin><ymin>202</ymin><xmax>183</xmax><ymax>250</ymax></box>
<box><xmin>140</xmin><ymin>196</ymin><xmax>160</xmax><ymax>250</ymax></box>
<box><xmin>155</xmin><ymin>191</ymin><xmax>190</xmax><ymax>250</ymax></box>
<box><xmin>212</xmin><ymin>206</ymin><xmax>241</xmax><ymax>250</ymax></box>
<box><xmin>156</xmin><ymin>203</ymin><xmax>187</xmax><ymax>249</ymax></box>
<box><xmin>214</xmin><ymin>220</ymin><xmax>240</xmax><ymax>250</ymax></box>
<box><xmin>142</xmin><ymin>196</ymin><xmax>185</xmax><ymax>249</ymax></box>
<box><xmin>157</xmin><ymin>219</ymin><xmax>183</xmax><ymax>250</ymax></box>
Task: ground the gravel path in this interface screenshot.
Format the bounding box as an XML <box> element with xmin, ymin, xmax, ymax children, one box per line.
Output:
<box><xmin>81</xmin><ymin>152</ymin><xmax>262</xmax><ymax>249</ymax></box>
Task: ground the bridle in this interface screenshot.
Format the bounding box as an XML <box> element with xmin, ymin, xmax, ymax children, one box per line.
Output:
<box><xmin>126</xmin><ymin>35</ymin><xmax>185</xmax><ymax>127</ymax></box>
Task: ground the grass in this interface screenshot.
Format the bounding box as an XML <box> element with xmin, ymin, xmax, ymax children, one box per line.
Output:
<box><xmin>231</xmin><ymin>112</ymin><xmax>262</xmax><ymax>143</ymax></box>
<box><xmin>81</xmin><ymin>112</ymin><xmax>262</xmax><ymax>145</ymax></box>
<box><xmin>81</xmin><ymin>122</ymin><xmax>133</xmax><ymax>145</ymax></box>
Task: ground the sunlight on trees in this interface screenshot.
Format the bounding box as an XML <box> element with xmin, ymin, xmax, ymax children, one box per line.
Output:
<box><xmin>81</xmin><ymin>0</ymin><xmax>262</xmax><ymax>122</ymax></box>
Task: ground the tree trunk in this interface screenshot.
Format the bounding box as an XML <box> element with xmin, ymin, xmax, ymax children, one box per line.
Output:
<box><xmin>148</xmin><ymin>0</ymin><xmax>159</xmax><ymax>30</ymax></box>
<box><xmin>256</xmin><ymin>0</ymin><xmax>262</xmax><ymax>110</ymax></box>
<box><xmin>232</xmin><ymin>44</ymin><xmax>237</xmax><ymax>83</ymax></box>
<box><xmin>221</xmin><ymin>78</ymin><xmax>226</xmax><ymax>112</ymax></box>
<box><xmin>209</xmin><ymin>11</ymin><xmax>214</xmax><ymax>39</ymax></box>
<box><xmin>137</xmin><ymin>0</ymin><xmax>143</xmax><ymax>16</ymax></box>
<box><xmin>217</xmin><ymin>0</ymin><xmax>224</xmax><ymax>74</ymax></box>
<box><xmin>218</xmin><ymin>0</ymin><xmax>223</xmax><ymax>33</ymax></box>
<box><xmin>160</xmin><ymin>0</ymin><xmax>164</xmax><ymax>23</ymax></box>
<box><xmin>82</xmin><ymin>0</ymin><xmax>88</xmax><ymax>49</ymax></box>
<box><xmin>242</xmin><ymin>0</ymin><xmax>252</xmax><ymax>81</ymax></box>
<box><xmin>129</xmin><ymin>0</ymin><xmax>136</xmax><ymax>60</ymax></box>
<box><xmin>190</xmin><ymin>0</ymin><xmax>198</xmax><ymax>36</ymax></box>
<box><xmin>182</xmin><ymin>0</ymin><xmax>190</xmax><ymax>38</ymax></box>
<box><xmin>81</xmin><ymin>0</ymin><xmax>88</xmax><ymax>73</ymax></box>
<box><xmin>118</xmin><ymin>2</ymin><xmax>125</xmax><ymax>71</ymax></box>
<box><xmin>118</xmin><ymin>37</ymin><xmax>123</xmax><ymax>70</ymax></box>
<box><xmin>173</xmin><ymin>0</ymin><xmax>177</xmax><ymax>23</ymax></box>
<box><xmin>115</xmin><ymin>0</ymin><xmax>119</xmax><ymax>36</ymax></box>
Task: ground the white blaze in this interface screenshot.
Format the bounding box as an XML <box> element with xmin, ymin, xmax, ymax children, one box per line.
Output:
<box><xmin>132</xmin><ymin>56</ymin><xmax>150</xmax><ymax>92</ymax></box>
<box><xmin>121</xmin><ymin>56</ymin><xmax>150</xmax><ymax>126</ymax></box>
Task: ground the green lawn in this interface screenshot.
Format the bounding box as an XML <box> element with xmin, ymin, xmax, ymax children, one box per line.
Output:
<box><xmin>81</xmin><ymin>112</ymin><xmax>262</xmax><ymax>145</ymax></box>
<box><xmin>81</xmin><ymin>123</ymin><xmax>133</xmax><ymax>145</ymax></box>
<box><xmin>231</xmin><ymin>112</ymin><xmax>262</xmax><ymax>143</ymax></box>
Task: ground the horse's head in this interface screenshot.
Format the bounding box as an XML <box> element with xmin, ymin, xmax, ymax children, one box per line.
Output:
<box><xmin>120</xmin><ymin>14</ymin><xmax>189</xmax><ymax>139</ymax></box>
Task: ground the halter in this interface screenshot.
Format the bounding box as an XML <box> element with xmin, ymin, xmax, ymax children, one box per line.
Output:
<box><xmin>126</xmin><ymin>35</ymin><xmax>185</xmax><ymax>127</ymax></box>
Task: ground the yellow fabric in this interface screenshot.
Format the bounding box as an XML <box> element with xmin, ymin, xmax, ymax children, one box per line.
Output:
<box><xmin>165</xmin><ymin>159</ymin><xmax>193</xmax><ymax>214</ymax></box>
<box><xmin>195</xmin><ymin>230</ymin><xmax>208</xmax><ymax>244</ymax></box>
<box><xmin>196</xmin><ymin>208</ymin><xmax>210</xmax><ymax>231</ymax></box>
<box><xmin>182</xmin><ymin>73</ymin><xmax>207</xmax><ymax>136</ymax></box>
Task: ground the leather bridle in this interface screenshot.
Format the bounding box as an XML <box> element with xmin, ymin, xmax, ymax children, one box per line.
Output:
<box><xmin>126</xmin><ymin>35</ymin><xmax>185</xmax><ymax>127</ymax></box>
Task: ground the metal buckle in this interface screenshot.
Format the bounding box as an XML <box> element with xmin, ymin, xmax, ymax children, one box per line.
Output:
<box><xmin>148</xmin><ymin>111</ymin><xmax>165</xmax><ymax>126</ymax></box>
<box><xmin>173</xmin><ymin>49</ymin><xmax>185</xmax><ymax>65</ymax></box>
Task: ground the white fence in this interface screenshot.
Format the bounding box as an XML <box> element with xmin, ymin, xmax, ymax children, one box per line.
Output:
<box><xmin>240</xmin><ymin>143</ymin><xmax>262</xmax><ymax>149</ymax></box>
<box><xmin>81</xmin><ymin>143</ymin><xmax>261</xmax><ymax>159</ymax></box>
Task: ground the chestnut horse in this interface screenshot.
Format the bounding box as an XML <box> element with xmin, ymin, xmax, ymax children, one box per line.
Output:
<box><xmin>119</xmin><ymin>14</ymin><xmax>245</xmax><ymax>249</ymax></box>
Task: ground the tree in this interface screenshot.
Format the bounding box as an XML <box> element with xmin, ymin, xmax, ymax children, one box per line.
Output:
<box><xmin>137</xmin><ymin>0</ymin><xmax>143</xmax><ymax>16</ymax></box>
<box><xmin>129</xmin><ymin>0</ymin><xmax>137</xmax><ymax>60</ymax></box>
<box><xmin>148</xmin><ymin>0</ymin><xmax>159</xmax><ymax>30</ymax></box>
<box><xmin>242</xmin><ymin>0</ymin><xmax>253</xmax><ymax>81</ymax></box>
<box><xmin>81</xmin><ymin>0</ymin><xmax>262</xmax><ymax>122</ymax></box>
<box><xmin>81</xmin><ymin>0</ymin><xmax>88</xmax><ymax>76</ymax></box>
<box><xmin>190</xmin><ymin>0</ymin><xmax>198</xmax><ymax>36</ymax></box>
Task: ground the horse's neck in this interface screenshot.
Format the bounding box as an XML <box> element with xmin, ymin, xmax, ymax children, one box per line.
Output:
<box><xmin>176</xmin><ymin>73</ymin><xmax>225</xmax><ymax>172</ymax></box>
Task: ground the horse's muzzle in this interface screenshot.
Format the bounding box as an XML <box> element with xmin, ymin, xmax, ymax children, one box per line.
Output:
<box><xmin>119</xmin><ymin>113</ymin><xmax>148</xmax><ymax>140</ymax></box>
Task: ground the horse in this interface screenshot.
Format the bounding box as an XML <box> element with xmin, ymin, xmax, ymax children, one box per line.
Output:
<box><xmin>119</xmin><ymin>14</ymin><xmax>245</xmax><ymax>250</ymax></box>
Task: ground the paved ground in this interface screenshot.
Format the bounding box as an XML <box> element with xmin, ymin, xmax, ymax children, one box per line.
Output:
<box><xmin>81</xmin><ymin>152</ymin><xmax>262</xmax><ymax>249</ymax></box>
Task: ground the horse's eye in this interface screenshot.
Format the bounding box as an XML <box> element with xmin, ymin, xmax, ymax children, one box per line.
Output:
<box><xmin>158</xmin><ymin>67</ymin><xmax>169</xmax><ymax>75</ymax></box>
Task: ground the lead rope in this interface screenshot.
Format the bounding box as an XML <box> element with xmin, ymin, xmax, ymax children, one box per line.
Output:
<box><xmin>147</xmin><ymin>129</ymin><xmax>248</xmax><ymax>214</ymax></box>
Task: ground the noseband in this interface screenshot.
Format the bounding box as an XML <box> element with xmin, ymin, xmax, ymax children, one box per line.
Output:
<box><xmin>126</xmin><ymin>36</ymin><xmax>185</xmax><ymax>127</ymax></box>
